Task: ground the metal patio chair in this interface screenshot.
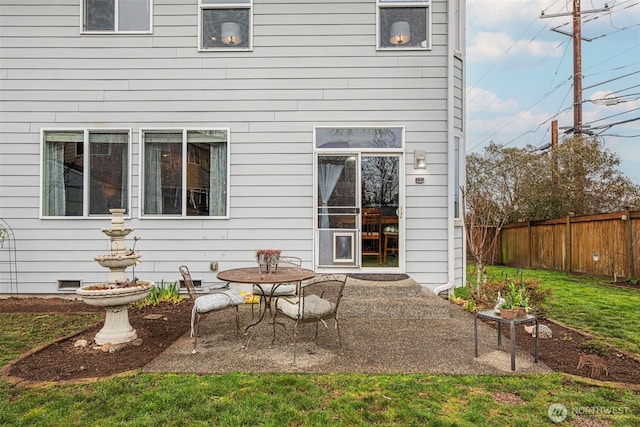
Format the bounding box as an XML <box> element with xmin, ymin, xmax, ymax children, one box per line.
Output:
<box><xmin>179</xmin><ymin>265</ymin><xmax>244</xmax><ymax>353</ymax></box>
<box><xmin>272</xmin><ymin>274</ymin><xmax>347</xmax><ymax>362</ymax></box>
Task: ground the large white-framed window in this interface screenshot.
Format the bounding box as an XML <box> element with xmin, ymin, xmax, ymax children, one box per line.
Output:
<box><xmin>199</xmin><ymin>0</ymin><xmax>252</xmax><ymax>51</ymax></box>
<box><xmin>41</xmin><ymin>129</ymin><xmax>131</xmax><ymax>217</ymax></box>
<box><xmin>82</xmin><ymin>0</ymin><xmax>152</xmax><ymax>33</ymax></box>
<box><xmin>141</xmin><ymin>129</ymin><xmax>229</xmax><ymax>218</ymax></box>
<box><xmin>377</xmin><ymin>0</ymin><xmax>431</xmax><ymax>50</ymax></box>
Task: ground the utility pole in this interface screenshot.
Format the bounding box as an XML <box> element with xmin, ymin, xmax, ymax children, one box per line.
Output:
<box><xmin>551</xmin><ymin>120</ymin><xmax>558</xmax><ymax>184</ymax></box>
<box><xmin>572</xmin><ymin>0</ymin><xmax>582</xmax><ymax>135</ymax></box>
<box><xmin>541</xmin><ymin>1</ymin><xmax>610</xmax><ymax>135</ymax></box>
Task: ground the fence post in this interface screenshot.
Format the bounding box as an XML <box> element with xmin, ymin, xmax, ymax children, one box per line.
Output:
<box><xmin>527</xmin><ymin>221</ymin><xmax>532</xmax><ymax>267</ymax></box>
<box><xmin>565</xmin><ymin>213</ymin><xmax>573</xmax><ymax>272</ymax></box>
<box><xmin>623</xmin><ymin>207</ymin><xmax>634</xmax><ymax>279</ymax></box>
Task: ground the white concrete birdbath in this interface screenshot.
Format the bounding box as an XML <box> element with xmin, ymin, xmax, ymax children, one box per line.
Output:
<box><xmin>76</xmin><ymin>209</ymin><xmax>154</xmax><ymax>345</ymax></box>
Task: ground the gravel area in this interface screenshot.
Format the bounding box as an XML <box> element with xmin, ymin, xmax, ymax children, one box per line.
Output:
<box><xmin>143</xmin><ymin>276</ymin><xmax>552</xmax><ymax>375</ymax></box>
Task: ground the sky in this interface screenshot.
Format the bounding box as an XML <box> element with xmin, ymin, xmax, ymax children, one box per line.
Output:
<box><xmin>466</xmin><ymin>0</ymin><xmax>640</xmax><ymax>185</ymax></box>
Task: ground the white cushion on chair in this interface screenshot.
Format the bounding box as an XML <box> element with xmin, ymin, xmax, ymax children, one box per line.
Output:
<box><xmin>276</xmin><ymin>294</ymin><xmax>334</xmax><ymax>319</ymax></box>
<box><xmin>194</xmin><ymin>289</ymin><xmax>244</xmax><ymax>313</ymax></box>
<box><xmin>252</xmin><ymin>283</ymin><xmax>297</xmax><ymax>297</ymax></box>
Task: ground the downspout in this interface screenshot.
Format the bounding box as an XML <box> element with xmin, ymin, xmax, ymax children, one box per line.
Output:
<box><xmin>433</xmin><ymin>0</ymin><xmax>462</xmax><ymax>299</ymax></box>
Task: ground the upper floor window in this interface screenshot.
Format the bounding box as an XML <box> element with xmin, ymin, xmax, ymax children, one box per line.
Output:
<box><xmin>42</xmin><ymin>130</ymin><xmax>130</xmax><ymax>217</ymax></box>
<box><xmin>315</xmin><ymin>128</ymin><xmax>403</xmax><ymax>150</ymax></box>
<box><xmin>199</xmin><ymin>0</ymin><xmax>252</xmax><ymax>51</ymax></box>
<box><xmin>141</xmin><ymin>129</ymin><xmax>229</xmax><ymax>217</ymax></box>
<box><xmin>83</xmin><ymin>0</ymin><xmax>152</xmax><ymax>33</ymax></box>
<box><xmin>377</xmin><ymin>0</ymin><xmax>430</xmax><ymax>50</ymax></box>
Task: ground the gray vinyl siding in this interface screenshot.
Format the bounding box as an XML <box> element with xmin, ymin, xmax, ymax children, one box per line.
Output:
<box><xmin>0</xmin><ymin>0</ymin><xmax>462</xmax><ymax>293</ymax></box>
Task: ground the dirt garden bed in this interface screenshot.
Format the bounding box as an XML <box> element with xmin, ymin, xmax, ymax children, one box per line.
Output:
<box><xmin>1</xmin><ymin>297</ymin><xmax>639</xmax><ymax>385</ymax></box>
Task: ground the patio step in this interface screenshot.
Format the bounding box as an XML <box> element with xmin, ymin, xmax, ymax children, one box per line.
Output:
<box><xmin>340</xmin><ymin>277</ymin><xmax>451</xmax><ymax>320</ymax></box>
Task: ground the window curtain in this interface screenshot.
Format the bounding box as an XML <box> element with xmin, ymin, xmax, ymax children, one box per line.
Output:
<box><xmin>43</xmin><ymin>141</ymin><xmax>66</xmax><ymax>216</ymax></box>
<box><xmin>318</xmin><ymin>160</ymin><xmax>345</xmax><ymax>229</ymax></box>
<box><xmin>143</xmin><ymin>139</ymin><xmax>164</xmax><ymax>215</ymax></box>
<box><xmin>209</xmin><ymin>141</ymin><xmax>227</xmax><ymax>216</ymax></box>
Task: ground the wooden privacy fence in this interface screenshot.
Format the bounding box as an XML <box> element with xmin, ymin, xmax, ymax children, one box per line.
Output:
<box><xmin>499</xmin><ymin>209</ymin><xmax>639</xmax><ymax>280</ymax></box>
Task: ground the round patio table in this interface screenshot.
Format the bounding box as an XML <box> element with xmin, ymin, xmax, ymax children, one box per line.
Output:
<box><xmin>217</xmin><ymin>266</ymin><xmax>315</xmax><ymax>345</ymax></box>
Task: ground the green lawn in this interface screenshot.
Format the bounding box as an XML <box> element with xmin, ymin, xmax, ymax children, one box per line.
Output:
<box><xmin>1</xmin><ymin>270</ymin><xmax>639</xmax><ymax>426</ymax></box>
<box><xmin>0</xmin><ymin>313</ymin><xmax>101</xmax><ymax>368</ymax></box>
<box><xmin>464</xmin><ymin>265</ymin><xmax>640</xmax><ymax>356</ymax></box>
<box><xmin>1</xmin><ymin>372</ymin><xmax>638</xmax><ymax>426</ymax></box>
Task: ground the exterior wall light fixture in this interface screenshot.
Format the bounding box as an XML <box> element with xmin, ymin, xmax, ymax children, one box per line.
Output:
<box><xmin>414</xmin><ymin>150</ymin><xmax>426</xmax><ymax>169</ymax></box>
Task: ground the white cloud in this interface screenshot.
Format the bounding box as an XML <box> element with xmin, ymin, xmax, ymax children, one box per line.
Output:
<box><xmin>467</xmin><ymin>86</ymin><xmax>520</xmax><ymax>114</ymax></box>
<box><xmin>467</xmin><ymin>31</ymin><xmax>562</xmax><ymax>64</ymax></box>
<box><xmin>467</xmin><ymin>0</ymin><xmax>546</xmax><ymax>31</ymax></box>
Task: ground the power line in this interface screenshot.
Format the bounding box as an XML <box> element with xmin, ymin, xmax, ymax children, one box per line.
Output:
<box><xmin>466</xmin><ymin>0</ymin><xmax>639</xmax><ymax>156</ymax></box>
<box><xmin>583</xmin><ymin>69</ymin><xmax>640</xmax><ymax>90</ymax></box>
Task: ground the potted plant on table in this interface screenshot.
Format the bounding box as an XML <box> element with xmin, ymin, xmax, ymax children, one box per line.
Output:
<box><xmin>499</xmin><ymin>281</ymin><xmax>529</xmax><ymax>319</ymax></box>
<box><xmin>256</xmin><ymin>249</ymin><xmax>281</xmax><ymax>273</ymax></box>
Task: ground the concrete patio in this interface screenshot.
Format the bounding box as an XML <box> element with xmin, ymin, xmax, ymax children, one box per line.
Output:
<box><xmin>143</xmin><ymin>276</ymin><xmax>552</xmax><ymax>375</ymax></box>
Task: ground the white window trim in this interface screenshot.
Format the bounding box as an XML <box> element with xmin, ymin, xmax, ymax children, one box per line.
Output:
<box><xmin>198</xmin><ymin>0</ymin><xmax>253</xmax><ymax>52</ymax></box>
<box><xmin>81</xmin><ymin>0</ymin><xmax>153</xmax><ymax>35</ymax></box>
<box><xmin>376</xmin><ymin>0</ymin><xmax>432</xmax><ymax>51</ymax></box>
<box><xmin>40</xmin><ymin>128</ymin><xmax>133</xmax><ymax>219</ymax></box>
<box><xmin>139</xmin><ymin>128</ymin><xmax>231</xmax><ymax>219</ymax></box>
<box><xmin>453</xmin><ymin>0</ymin><xmax>464</xmax><ymax>55</ymax></box>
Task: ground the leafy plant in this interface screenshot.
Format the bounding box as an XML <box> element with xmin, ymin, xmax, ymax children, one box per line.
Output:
<box><xmin>499</xmin><ymin>280</ymin><xmax>528</xmax><ymax>310</ymax></box>
<box><xmin>582</xmin><ymin>339</ymin><xmax>610</xmax><ymax>357</ymax></box>
<box><xmin>483</xmin><ymin>274</ymin><xmax>552</xmax><ymax>316</ymax></box>
<box><xmin>137</xmin><ymin>280</ymin><xmax>183</xmax><ymax>308</ymax></box>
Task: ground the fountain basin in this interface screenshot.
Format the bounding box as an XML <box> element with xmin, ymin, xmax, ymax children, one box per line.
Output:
<box><xmin>94</xmin><ymin>253</ymin><xmax>140</xmax><ymax>270</ymax></box>
<box><xmin>77</xmin><ymin>280</ymin><xmax>153</xmax><ymax>307</ymax></box>
<box><xmin>76</xmin><ymin>281</ymin><xmax>154</xmax><ymax>344</ymax></box>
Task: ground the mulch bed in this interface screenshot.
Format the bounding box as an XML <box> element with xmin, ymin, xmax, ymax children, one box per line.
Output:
<box><xmin>486</xmin><ymin>318</ymin><xmax>640</xmax><ymax>385</ymax></box>
<box><xmin>1</xmin><ymin>297</ymin><xmax>639</xmax><ymax>386</ymax></box>
<box><xmin>2</xmin><ymin>297</ymin><xmax>191</xmax><ymax>383</ymax></box>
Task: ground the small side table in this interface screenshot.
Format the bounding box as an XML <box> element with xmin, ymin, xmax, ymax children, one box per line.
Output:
<box><xmin>474</xmin><ymin>309</ymin><xmax>539</xmax><ymax>371</ymax></box>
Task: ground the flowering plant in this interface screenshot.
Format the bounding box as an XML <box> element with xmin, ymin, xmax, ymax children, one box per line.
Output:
<box><xmin>256</xmin><ymin>249</ymin><xmax>281</xmax><ymax>261</ymax></box>
<box><xmin>256</xmin><ymin>249</ymin><xmax>281</xmax><ymax>273</ymax></box>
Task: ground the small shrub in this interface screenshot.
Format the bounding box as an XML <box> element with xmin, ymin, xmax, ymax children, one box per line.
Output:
<box><xmin>137</xmin><ymin>280</ymin><xmax>183</xmax><ymax>308</ymax></box>
<box><xmin>626</xmin><ymin>276</ymin><xmax>639</xmax><ymax>286</ymax></box>
<box><xmin>464</xmin><ymin>299</ymin><xmax>475</xmax><ymax>313</ymax></box>
<box><xmin>483</xmin><ymin>276</ymin><xmax>552</xmax><ymax>316</ymax></box>
<box><xmin>581</xmin><ymin>339</ymin><xmax>610</xmax><ymax>357</ymax></box>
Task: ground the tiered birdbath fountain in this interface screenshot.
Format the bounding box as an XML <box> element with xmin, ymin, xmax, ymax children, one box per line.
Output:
<box><xmin>76</xmin><ymin>209</ymin><xmax>154</xmax><ymax>345</ymax></box>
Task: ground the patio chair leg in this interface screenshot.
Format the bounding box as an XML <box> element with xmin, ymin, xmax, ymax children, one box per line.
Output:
<box><xmin>193</xmin><ymin>315</ymin><xmax>201</xmax><ymax>353</ymax></box>
<box><xmin>293</xmin><ymin>324</ymin><xmax>299</xmax><ymax>364</ymax></box>
<box><xmin>233</xmin><ymin>306</ymin><xmax>241</xmax><ymax>334</ymax></box>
